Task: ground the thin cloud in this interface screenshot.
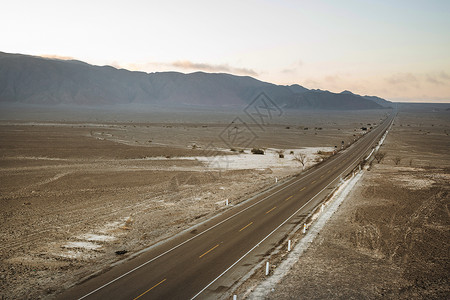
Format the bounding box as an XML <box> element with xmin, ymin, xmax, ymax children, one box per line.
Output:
<box><xmin>281</xmin><ymin>68</ymin><xmax>296</xmax><ymax>74</ymax></box>
<box><xmin>439</xmin><ymin>71</ymin><xmax>450</xmax><ymax>80</ymax></box>
<box><xmin>37</xmin><ymin>56</ymin><xmax>257</xmax><ymax>77</ymax></box>
<box><xmin>426</xmin><ymin>71</ymin><xmax>450</xmax><ymax>85</ymax></box>
<box><xmin>325</xmin><ymin>75</ymin><xmax>340</xmax><ymax>83</ymax></box>
<box><xmin>304</xmin><ymin>78</ymin><xmax>320</xmax><ymax>87</ymax></box>
<box><xmin>280</xmin><ymin>59</ymin><xmax>304</xmax><ymax>74</ymax></box>
<box><xmin>385</xmin><ymin>72</ymin><xmax>418</xmax><ymax>85</ymax></box>
<box><xmin>40</xmin><ymin>54</ymin><xmax>75</xmax><ymax>60</ymax></box>
<box><xmin>386</xmin><ymin>71</ymin><xmax>450</xmax><ymax>89</ymax></box>
<box><xmin>171</xmin><ymin>60</ymin><xmax>257</xmax><ymax>76</ymax></box>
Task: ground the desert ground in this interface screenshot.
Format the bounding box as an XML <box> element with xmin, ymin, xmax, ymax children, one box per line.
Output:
<box><xmin>266</xmin><ymin>105</ymin><xmax>450</xmax><ymax>299</ymax></box>
<box><xmin>0</xmin><ymin>108</ymin><xmax>389</xmax><ymax>299</ymax></box>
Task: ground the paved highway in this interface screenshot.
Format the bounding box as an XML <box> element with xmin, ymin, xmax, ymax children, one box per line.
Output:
<box><xmin>61</xmin><ymin>112</ymin><xmax>395</xmax><ymax>300</ymax></box>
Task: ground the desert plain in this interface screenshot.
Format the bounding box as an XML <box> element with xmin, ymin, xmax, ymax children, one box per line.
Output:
<box><xmin>265</xmin><ymin>104</ymin><xmax>450</xmax><ymax>299</ymax></box>
<box><xmin>0</xmin><ymin>105</ymin><xmax>448</xmax><ymax>299</ymax></box>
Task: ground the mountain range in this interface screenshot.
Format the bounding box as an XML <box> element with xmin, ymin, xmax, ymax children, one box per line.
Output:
<box><xmin>0</xmin><ymin>52</ymin><xmax>391</xmax><ymax>110</ymax></box>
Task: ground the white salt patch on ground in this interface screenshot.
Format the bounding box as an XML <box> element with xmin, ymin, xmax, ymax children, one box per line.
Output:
<box><xmin>79</xmin><ymin>233</ymin><xmax>116</xmax><ymax>242</ymax></box>
<box><xmin>394</xmin><ymin>175</ymin><xmax>434</xmax><ymax>190</ymax></box>
<box><xmin>98</xmin><ymin>221</ymin><xmax>124</xmax><ymax>234</ymax></box>
<box><xmin>55</xmin><ymin>250</ymin><xmax>85</xmax><ymax>259</ymax></box>
<box><xmin>395</xmin><ymin>166</ymin><xmax>426</xmax><ymax>172</ymax></box>
<box><xmin>137</xmin><ymin>147</ymin><xmax>334</xmax><ymax>171</ymax></box>
<box><xmin>63</xmin><ymin>241</ymin><xmax>102</xmax><ymax>250</ymax></box>
<box><xmin>426</xmin><ymin>173</ymin><xmax>450</xmax><ymax>180</ymax></box>
<box><xmin>197</xmin><ymin>147</ymin><xmax>334</xmax><ymax>171</ymax></box>
<box><xmin>141</xmin><ymin>156</ymin><xmax>198</xmax><ymax>161</ymax></box>
<box><xmin>215</xmin><ymin>199</ymin><xmax>229</xmax><ymax>206</ymax></box>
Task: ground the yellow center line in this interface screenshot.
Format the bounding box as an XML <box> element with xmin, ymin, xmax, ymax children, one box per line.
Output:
<box><xmin>239</xmin><ymin>222</ymin><xmax>253</xmax><ymax>232</ymax></box>
<box><xmin>265</xmin><ymin>206</ymin><xmax>277</xmax><ymax>214</ymax></box>
<box><xmin>320</xmin><ymin>175</ymin><xmax>324</xmax><ymax>178</ymax></box>
<box><xmin>199</xmin><ymin>244</ymin><xmax>220</xmax><ymax>258</ymax></box>
<box><xmin>312</xmin><ymin>180</ymin><xmax>316</xmax><ymax>184</ymax></box>
<box><xmin>299</xmin><ymin>187</ymin><xmax>306</xmax><ymax>191</ymax></box>
<box><xmin>133</xmin><ymin>278</ymin><xmax>167</xmax><ymax>300</ymax></box>
<box><xmin>285</xmin><ymin>195</ymin><xmax>293</xmax><ymax>201</ymax></box>
<box><xmin>327</xmin><ymin>170</ymin><xmax>331</xmax><ymax>173</ymax></box>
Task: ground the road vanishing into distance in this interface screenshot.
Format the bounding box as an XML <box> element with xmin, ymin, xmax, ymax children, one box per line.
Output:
<box><xmin>61</xmin><ymin>111</ymin><xmax>395</xmax><ymax>300</ymax></box>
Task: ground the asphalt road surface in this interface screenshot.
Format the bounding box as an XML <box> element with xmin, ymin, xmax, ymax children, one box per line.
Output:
<box><xmin>61</xmin><ymin>111</ymin><xmax>395</xmax><ymax>300</ymax></box>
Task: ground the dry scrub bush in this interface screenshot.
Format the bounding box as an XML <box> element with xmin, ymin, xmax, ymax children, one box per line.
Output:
<box><xmin>374</xmin><ymin>151</ymin><xmax>386</xmax><ymax>163</ymax></box>
<box><xmin>251</xmin><ymin>148</ymin><xmax>264</xmax><ymax>155</ymax></box>
<box><xmin>294</xmin><ymin>153</ymin><xmax>307</xmax><ymax>169</ymax></box>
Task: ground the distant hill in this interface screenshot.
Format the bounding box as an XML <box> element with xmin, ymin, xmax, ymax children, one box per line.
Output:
<box><xmin>0</xmin><ymin>52</ymin><xmax>391</xmax><ymax>110</ymax></box>
<box><xmin>362</xmin><ymin>95</ymin><xmax>393</xmax><ymax>108</ymax></box>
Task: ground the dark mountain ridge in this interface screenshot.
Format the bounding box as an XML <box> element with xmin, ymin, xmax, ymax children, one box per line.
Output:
<box><xmin>0</xmin><ymin>52</ymin><xmax>391</xmax><ymax>110</ymax></box>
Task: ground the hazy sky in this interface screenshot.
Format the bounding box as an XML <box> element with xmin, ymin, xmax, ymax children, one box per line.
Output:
<box><xmin>1</xmin><ymin>0</ymin><xmax>449</xmax><ymax>102</ymax></box>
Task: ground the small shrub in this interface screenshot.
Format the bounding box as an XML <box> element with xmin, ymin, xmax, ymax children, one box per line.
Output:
<box><xmin>374</xmin><ymin>151</ymin><xmax>386</xmax><ymax>163</ymax></box>
<box><xmin>251</xmin><ymin>148</ymin><xmax>264</xmax><ymax>155</ymax></box>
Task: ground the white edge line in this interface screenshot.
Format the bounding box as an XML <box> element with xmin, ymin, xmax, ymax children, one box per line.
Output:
<box><xmin>79</xmin><ymin>116</ymin><xmax>393</xmax><ymax>300</ymax></box>
<box><xmin>191</xmin><ymin>168</ymin><xmax>342</xmax><ymax>299</ymax></box>
<box><xmin>365</xmin><ymin>148</ymin><xmax>375</xmax><ymax>160</ymax></box>
<box><xmin>191</xmin><ymin>117</ymin><xmax>392</xmax><ymax>299</ymax></box>
<box><xmin>77</xmin><ymin>145</ymin><xmax>336</xmax><ymax>299</ymax></box>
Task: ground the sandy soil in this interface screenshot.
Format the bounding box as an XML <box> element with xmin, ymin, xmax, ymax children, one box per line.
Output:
<box><xmin>266</xmin><ymin>108</ymin><xmax>450</xmax><ymax>299</ymax></box>
<box><xmin>0</xmin><ymin>110</ymin><xmax>388</xmax><ymax>299</ymax></box>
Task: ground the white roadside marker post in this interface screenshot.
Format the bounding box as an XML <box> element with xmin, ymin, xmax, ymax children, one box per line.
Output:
<box><xmin>321</xmin><ymin>203</ymin><xmax>324</xmax><ymax>213</ymax></box>
<box><xmin>225</xmin><ymin>199</ymin><xmax>228</xmax><ymax>206</ymax></box>
<box><xmin>275</xmin><ymin>177</ymin><xmax>278</xmax><ymax>183</ymax></box>
<box><xmin>303</xmin><ymin>223</ymin><xmax>306</xmax><ymax>234</ymax></box>
<box><xmin>288</xmin><ymin>240</ymin><xmax>291</xmax><ymax>252</ymax></box>
<box><xmin>265</xmin><ymin>261</ymin><xmax>270</xmax><ymax>276</ymax></box>
<box><xmin>233</xmin><ymin>295</ymin><xmax>237</xmax><ymax>300</ymax></box>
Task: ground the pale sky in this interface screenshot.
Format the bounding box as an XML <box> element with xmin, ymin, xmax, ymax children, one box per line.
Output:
<box><xmin>1</xmin><ymin>0</ymin><xmax>449</xmax><ymax>102</ymax></box>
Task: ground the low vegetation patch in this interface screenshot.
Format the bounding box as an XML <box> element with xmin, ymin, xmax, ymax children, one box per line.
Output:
<box><xmin>251</xmin><ymin>148</ymin><xmax>265</xmax><ymax>155</ymax></box>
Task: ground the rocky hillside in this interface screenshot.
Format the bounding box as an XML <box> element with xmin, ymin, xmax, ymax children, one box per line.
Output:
<box><xmin>0</xmin><ymin>52</ymin><xmax>391</xmax><ymax>110</ymax></box>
